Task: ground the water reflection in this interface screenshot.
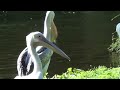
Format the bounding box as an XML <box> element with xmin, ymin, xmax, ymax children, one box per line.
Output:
<box><xmin>0</xmin><ymin>11</ymin><xmax>120</xmax><ymax>79</ymax></box>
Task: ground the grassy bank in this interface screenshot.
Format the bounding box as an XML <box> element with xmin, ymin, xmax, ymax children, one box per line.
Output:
<box><xmin>45</xmin><ymin>66</ymin><xmax>120</xmax><ymax>79</ymax></box>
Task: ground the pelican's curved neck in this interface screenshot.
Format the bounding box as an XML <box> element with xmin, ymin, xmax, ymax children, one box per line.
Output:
<box><xmin>27</xmin><ymin>42</ymin><xmax>43</xmax><ymax>75</ymax></box>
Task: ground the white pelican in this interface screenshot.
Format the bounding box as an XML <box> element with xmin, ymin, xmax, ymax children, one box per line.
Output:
<box><xmin>14</xmin><ymin>31</ymin><xmax>70</xmax><ymax>79</ymax></box>
<box><xmin>116</xmin><ymin>23</ymin><xmax>120</xmax><ymax>38</ymax></box>
<box><xmin>16</xmin><ymin>11</ymin><xmax>67</xmax><ymax>78</ymax></box>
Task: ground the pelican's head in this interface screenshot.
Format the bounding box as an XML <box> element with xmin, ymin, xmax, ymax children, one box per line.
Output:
<box><xmin>46</xmin><ymin>11</ymin><xmax>55</xmax><ymax>22</ymax></box>
<box><xmin>26</xmin><ymin>31</ymin><xmax>70</xmax><ymax>61</ymax></box>
<box><xmin>116</xmin><ymin>23</ymin><xmax>120</xmax><ymax>37</ymax></box>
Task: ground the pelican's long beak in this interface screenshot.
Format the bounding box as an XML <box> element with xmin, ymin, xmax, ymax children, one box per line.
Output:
<box><xmin>40</xmin><ymin>37</ymin><xmax>70</xmax><ymax>61</ymax></box>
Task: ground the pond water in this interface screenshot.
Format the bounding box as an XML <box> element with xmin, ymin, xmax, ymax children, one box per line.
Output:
<box><xmin>0</xmin><ymin>11</ymin><xmax>120</xmax><ymax>79</ymax></box>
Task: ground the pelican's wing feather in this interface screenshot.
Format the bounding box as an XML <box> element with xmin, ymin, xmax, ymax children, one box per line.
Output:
<box><xmin>17</xmin><ymin>47</ymin><xmax>31</xmax><ymax>76</ymax></box>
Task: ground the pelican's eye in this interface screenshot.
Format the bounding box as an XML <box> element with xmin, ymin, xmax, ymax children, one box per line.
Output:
<box><xmin>39</xmin><ymin>36</ymin><xmax>41</xmax><ymax>37</ymax></box>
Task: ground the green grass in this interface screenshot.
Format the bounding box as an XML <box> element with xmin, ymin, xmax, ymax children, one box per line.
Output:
<box><xmin>44</xmin><ymin>66</ymin><xmax>120</xmax><ymax>79</ymax></box>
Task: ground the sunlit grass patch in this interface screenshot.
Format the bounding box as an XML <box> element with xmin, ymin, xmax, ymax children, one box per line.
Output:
<box><xmin>45</xmin><ymin>66</ymin><xmax>120</xmax><ymax>79</ymax></box>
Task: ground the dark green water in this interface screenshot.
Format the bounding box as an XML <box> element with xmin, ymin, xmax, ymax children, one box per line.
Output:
<box><xmin>0</xmin><ymin>11</ymin><xmax>120</xmax><ymax>79</ymax></box>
